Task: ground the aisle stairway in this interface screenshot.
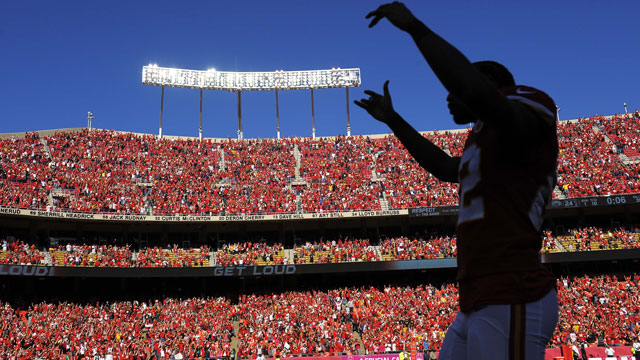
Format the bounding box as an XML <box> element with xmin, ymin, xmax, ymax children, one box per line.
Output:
<box><xmin>39</xmin><ymin>138</ymin><xmax>52</xmax><ymax>159</ymax></box>
<box><xmin>293</xmin><ymin>145</ymin><xmax>302</xmax><ymax>181</ymax></box>
<box><xmin>292</xmin><ymin>145</ymin><xmax>307</xmax><ymax>213</ymax></box>
<box><xmin>593</xmin><ymin>124</ymin><xmax>640</xmax><ymax>165</ymax></box>
<box><xmin>230</xmin><ymin>320</ymin><xmax>240</xmax><ymax>359</ymax></box>
<box><xmin>41</xmin><ymin>138</ymin><xmax>56</xmax><ymax>208</ymax></box>
<box><xmin>283</xmin><ymin>249</ymin><xmax>295</xmax><ymax>264</ymax></box>
<box><xmin>379</xmin><ymin>193</ymin><xmax>389</xmax><ymax>211</ymax></box>
<box><xmin>352</xmin><ymin>330</ymin><xmax>366</xmax><ymax>355</ymax></box>
<box><xmin>49</xmin><ymin>249</ymin><xmax>66</xmax><ymax>265</ymax></box>
<box><xmin>47</xmin><ymin>193</ymin><xmax>54</xmax><ymax>208</ymax></box>
<box><xmin>370</xmin><ymin>153</ymin><xmax>387</xmax><ymax>211</ymax></box>
<box><xmin>218</xmin><ymin>146</ymin><xmax>226</xmax><ymax>172</ymax></box>
<box><xmin>43</xmin><ymin>252</ymin><xmax>53</xmax><ymax>265</ymax></box>
<box><xmin>253</xmin><ymin>249</ymin><xmax>286</xmax><ymax>266</ymax></box>
<box><xmin>553</xmin><ymin>187</ymin><xmax>566</xmax><ymax>200</ymax></box>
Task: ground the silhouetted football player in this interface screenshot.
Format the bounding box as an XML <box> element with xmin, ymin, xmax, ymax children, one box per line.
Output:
<box><xmin>356</xmin><ymin>3</ymin><xmax>558</xmax><ymax>359</ymax></box>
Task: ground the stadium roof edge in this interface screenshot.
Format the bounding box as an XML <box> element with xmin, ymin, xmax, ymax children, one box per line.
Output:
<box><xmin>0</xmin><ymin>128</ymin><xmax>86</xmax><ymax>139</ymax></box>
<box><xmin>0</xmin><ymin>127</ymin><xmax>469</xmax><ymax>141</ymax></box>
<box><xmin>0</xmin><ymin>115</ymin><xmax>618</xmax><ymax>140</ymax></box>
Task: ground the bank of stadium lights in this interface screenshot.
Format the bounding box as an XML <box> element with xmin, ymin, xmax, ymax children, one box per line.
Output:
<box><xmin>142</xmin><ymin>64</ymin><xmax>361</xmax><ymax>139</ymax></box>
<box><xmin>142</xmin><ymin>65</ymin><xmax>361</xmax><ymax>91</ymax></box>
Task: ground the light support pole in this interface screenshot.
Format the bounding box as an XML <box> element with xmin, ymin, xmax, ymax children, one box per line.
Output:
<box><xmin>346</xmin><ymin>87</ymin><xmax>351</xmax><ymax>137</ymax></box>
<box><xmin>159</xmin><ymin>86</ymin><xmax>165</xmax><ymax>138</ymax></box>
<box><xmin>87</xmin><ymin>112</ymin><xmax>95</xmax><ymax>131</ymax></box>
<box><xmin>237</xmin><ymin>90</ymin><xmax>243</xmax><ymax>140</ymax></box>
<box><xmin>199</xmin><ymin>89</ymin><xmax>203</xmax><ymax>140</ymax></box>
<box><xmin>275</xmin><ymin>89</ymin><xmax>280</xmax><ymax>139</ymax></box>
<box><xmin>624</xmin><ymin>103</ymin><xmax>628</xmax><ymax>114</ymax></box>
<box><xmin>311</xmin><ymin>88</ymin><xmax>316</xmax><ymax>139</ymax></box>
<box><xmin>556</xmin><ymin>105</ymin><xmax>560</xmax><ymax>121</ymax></box>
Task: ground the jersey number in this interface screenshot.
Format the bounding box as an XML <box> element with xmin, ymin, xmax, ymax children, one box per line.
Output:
<box><xmin>458</xmin><ymin>144</ymin><xmax>484</xmax><ymax>224</ymax></box>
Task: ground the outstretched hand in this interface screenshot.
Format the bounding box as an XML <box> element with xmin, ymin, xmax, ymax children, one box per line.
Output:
<box><xmin>354</xmin><ymin>80</ymin><xmax>396</xmax><ymax>124</ymax></box>
<box><xmin>366</xmin><ymin>1</ymin><xmax>417</xmax><ymax>32</ymax></box>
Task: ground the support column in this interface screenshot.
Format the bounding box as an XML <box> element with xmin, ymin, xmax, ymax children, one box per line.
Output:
<box><xmin>237</xmin><ymin>90</ymin><xmax>243</xmax><ymax>140</ymax></box>
<box><xmin>346</xmin><ymin>87</ymin><xmax>351</xmax><ymax>137</ymax></box>
<box><xmin>199</xmin><ymin>88</ymin><xmax>203</xmax><ymax>140</ymax></box>
<box><xmin>87</xmin><ymin>112</ymin><xmax>94</xmax><ymax>132</ymax></box>
<box><xmin>311</xmin><ymin>88</ymin><xmax>315</xmax><ymax>139</ymax></box>
<box><xmin>275</xmin><ymin>89</ymin><xmax>281</xmax><ymax>139</ymax></box>
<box><xmin>159</xmin><ymin>86</ymin><xmax>164</xmax><ymax>138</ymax></box>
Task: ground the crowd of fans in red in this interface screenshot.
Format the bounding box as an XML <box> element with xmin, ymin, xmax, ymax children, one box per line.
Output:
<box><xmin>1</xmin><ymin>225</ymin><xmax>638</xmax><ymax>268</ymax></box>
<box><xmin>370</xmin><ymin>132</ymin><xmax>463</xmax><ymax>209</ymax></box>
<box><xmin>0</xmin><ymin>133</ymin><xmax>51</xmax><ymax>211</ymax></box>
<box><xmin>298</xmin><ymin>136</ymin><xmax>382</xmax><ymax>212</ymax></box>
<box><xmin>235</xmin><ymin>290</ymin><xmax>360</xmax><ymax>359</ymax></box>
<box><xmin>1</xmin><ymin>274</ymin><xmax>639</xmax><ymax>359</ymax></box>
<box><xmin>542</xmin><ymin>230</ymin><xmax>560</xmax><ymax>253</ymax></box>
<box><xmin>379</xmin><ymin>236</ymin><xmax>457</xmax><ymax>260</ymax></box>
<box><xmin>0</xmin><ymin>239</ymin><xmax>46</xmax><ymax>265</ymax></box>
<box><xmin>556</xmin><ymin>115</ymin><xmax>640</xmax><ymax>198</ymax></box>
<box><xmin>562</xmin><ymin>227</ymin><xmax>640</xmax><ymax>252</ymax></box>
<box><xmin>0</xmin><ymin>297</ymin><xmax>234</xmax><ymax>360</ymax></box>
<box><xmin>293</xmin><ymin>239</ymin><xmax>378</xmax><ymax>264</ymax></box>
<box><xmin>218</xmin><ymin>139</ymin><xmax>297</xmax><ymax>215</ymax></box>
<box><xmin>1</xmin><ymin>112</ymin><xmax>638</xmax><ymax>216</ymax></box>
<box><xmin>538</xmin><ymin>226</ymin><xmax>640</xmax><ymax>253</ymax></box>
<box><xmin>552</xmin><ymin>274</ymin><xmax>640</xmax><ymax>348</ymax></box>
<box><xmin>215</xmin><ymin>242</ymin><xmax>285</xmax><ymax>266</ymax></box>
<box><xmin>354</xmin><ymin>284</ymin><xmax>458</xmax><ymax>355</ymax></box>
<box><xmin>135</xmin><ymin>246</ymin><xmax>210</xmax><ymax>267</ymax></box>
<box><xmin>599</xmin><ymin>111</ymin><xmax>640</xmax><ymax>160</ymax></box>
<box><xmin>50</xmin><ymin>244</ymin><xmax>133</xmax><ymax>267</ymax></box>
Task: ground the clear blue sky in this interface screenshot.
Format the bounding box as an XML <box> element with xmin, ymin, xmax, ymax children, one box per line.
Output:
<box><xmin>1</xmin><ymin>1</ymin><xmax>638</xmax><ymax>139</ymax></box>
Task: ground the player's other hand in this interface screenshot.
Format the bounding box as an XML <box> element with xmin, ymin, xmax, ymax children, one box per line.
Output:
<box><xmin>366</xmin><ymin>1</ymin><xmax>417</xmax><ymax>31</ymax></box>
<box><xmin>354</xmin><ymin>80</ymin><xmax>396</xmax><ymax>124</ymax></box>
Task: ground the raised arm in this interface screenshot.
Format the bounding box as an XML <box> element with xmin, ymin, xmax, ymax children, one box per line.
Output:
<box><xmin>366</xmin><ymin>2</ymin><xmax>540</xmax><ymax>136</ymax></box>
<box><xmin>355</xmin><ymin>81</ymin><xmax>460</xmax><ymax>183</ymax></box>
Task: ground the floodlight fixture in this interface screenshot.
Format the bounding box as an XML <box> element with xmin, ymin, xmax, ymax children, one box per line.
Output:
<box><xmin>142</xmin><ymin>66</ymin><xmax>361</xmax><ymax>91</ymax></box>
<box><xmin>142</xmin><ymin>64</ymin><xmax>361</xmax><ymax>139</ymax></box>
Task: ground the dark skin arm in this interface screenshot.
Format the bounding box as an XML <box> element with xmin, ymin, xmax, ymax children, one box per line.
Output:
<box><xmin>365</xmin><ymin>2</ymin><xmax>542</xmax><ymax>135</ymax></box>
<box><xmin>354</xmin><ymin>81</ymin><xmax>460</xmax><ymax>183</ymax></box>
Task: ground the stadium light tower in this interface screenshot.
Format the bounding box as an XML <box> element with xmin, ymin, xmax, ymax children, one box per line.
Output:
<box><xmin>556</xmin><ymin>105</ymin><xmax>560</xmax><ymax>121</ymax></box>
<box><xmin>87</xmin><ymin>112</ymin><xmax>95</xmax><ymax>131</ymax></box>
<box><xmin>142</xmin><ymin>65</ymin><xmax>361</xmax><ymax>139</ymax></box>
<box><xmin>624</xmin><ymin>102</ymin><xmax>628</xmax><ymax>114</ymax></box>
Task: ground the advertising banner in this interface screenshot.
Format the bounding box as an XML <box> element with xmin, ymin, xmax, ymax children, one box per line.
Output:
<box><xmin>254</xmin><ymin>353</ymin><xmax>425</xmax><ymax>360</ymax></box>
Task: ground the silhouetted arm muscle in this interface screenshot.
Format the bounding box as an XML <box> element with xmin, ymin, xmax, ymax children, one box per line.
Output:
<box><xmin>355</xmin><ymin>81</ymin><xmax>460</xmax><ymax>183</ymax></box>
<box><xmin>387</xmin><ymin>112</ymin><xmax>460</xmax><ymax>183</ymax></box>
